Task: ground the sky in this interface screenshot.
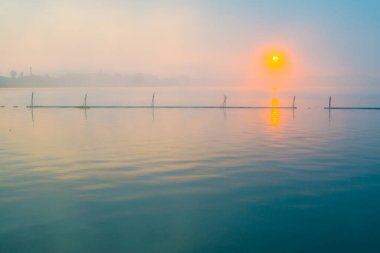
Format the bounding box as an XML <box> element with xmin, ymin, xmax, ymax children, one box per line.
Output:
<box><xmin>1</xmin><ymin>0</ymin><xmax>380</xmax><ymax>99</ymax></box>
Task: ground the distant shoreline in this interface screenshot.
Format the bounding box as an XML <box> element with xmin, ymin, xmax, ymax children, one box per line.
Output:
<box><xmin>0</xmin><ymin>73</ymin><xmax>217</xmax><ymax>88</ymax></box>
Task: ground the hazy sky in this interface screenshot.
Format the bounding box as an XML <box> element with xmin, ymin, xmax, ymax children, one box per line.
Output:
<box><xmin>1</xmin><ymin>0</ymin><xmax>380</xmax><ymax>92</ymax></box>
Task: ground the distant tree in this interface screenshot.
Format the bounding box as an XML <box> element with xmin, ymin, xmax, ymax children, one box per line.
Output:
<box><xmin>10</xmin><ymin>70</ymin><xmax>17</xmax><ymax>79</ymax></box>
<box><xmin>19</xmin><ymin>72</ymin><xmax>24</xmax><ymax>79</ymax></box>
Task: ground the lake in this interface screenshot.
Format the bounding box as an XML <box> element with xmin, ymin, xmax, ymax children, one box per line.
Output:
<box><xmin>1</xmin><ymin>88</ymin><xmax>380</xmax><ymax>253</ymax></box>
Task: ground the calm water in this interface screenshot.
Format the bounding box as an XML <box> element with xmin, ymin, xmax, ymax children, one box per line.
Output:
<box><xmin>1</xmin><ymin>89</ymin><xmax>380</xmax><ymax>252</ymax></box>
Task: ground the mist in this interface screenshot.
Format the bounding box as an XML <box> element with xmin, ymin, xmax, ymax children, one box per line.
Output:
<box><xmin>1</xmin><ymin>0</ymin><xmax>380</xmax><ymax>100</ymax></box>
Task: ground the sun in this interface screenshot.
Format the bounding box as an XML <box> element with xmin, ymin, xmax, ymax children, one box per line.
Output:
<box><xmin>264</xmin><ymin>51</ymin><xmax>287</xmax><ymax>71</ymax></box>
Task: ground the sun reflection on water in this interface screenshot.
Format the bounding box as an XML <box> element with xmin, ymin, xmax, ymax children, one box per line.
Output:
<box><xmin>270</xmin><ymin>98</ymin><xmax>280</xmax><ymax>128</ymax></box>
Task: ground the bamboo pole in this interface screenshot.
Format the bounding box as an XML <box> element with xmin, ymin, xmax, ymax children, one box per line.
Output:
<box><xmin>152</xmin><ymin>92</ymin><xmax>155</xmax><ymax>108</ymax></box>
<box><xmin>84</xmin><ymin>93</ymin><xmax>88</xmax><ymax>108</ymax></box>
<box><xmin>31</xmin><ymin>92</ymin><xmax>34</xmax><ymax>108</ymax></box>
<box><xmin>222</xmin><ymin>95</ymin><xmax>228</xmax><ymax>108</ymax></box>
<box><xmin>329</xmin><ymin>96</ymin><xmax>332</xmax><ymax>109</ymax></box>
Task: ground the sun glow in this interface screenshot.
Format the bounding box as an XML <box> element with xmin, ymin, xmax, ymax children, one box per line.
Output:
<box><xmin>245</xmin><ymin>44</ymin><xmax>299</xmax><ymax>93</ymax></box>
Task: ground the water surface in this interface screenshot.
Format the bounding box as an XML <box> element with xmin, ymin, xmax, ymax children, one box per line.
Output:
<box><xmin>1</xmin><ymin>91</ymin><xmax>380</xmax><ymax>253</ymax></box>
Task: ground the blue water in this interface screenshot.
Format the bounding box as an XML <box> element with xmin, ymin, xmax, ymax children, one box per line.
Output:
<box><xmin>1</xmin><ymin>97</ymin><xmax>380</xmax><ymax>252</ymax></box>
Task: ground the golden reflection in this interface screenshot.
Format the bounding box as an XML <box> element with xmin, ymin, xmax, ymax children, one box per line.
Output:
<box><xmin>271</xmin><ymin>98</ymin><xmax>279</xmax><ymax>108</ymax></box>
<box><xmin>270</xmin><ymin>98</ymin><xmax>280</xmax><ymax>128</ymax></box>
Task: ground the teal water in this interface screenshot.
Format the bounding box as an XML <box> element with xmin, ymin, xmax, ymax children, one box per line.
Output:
<box><xmin>1</xmin><ymin>104</ymin><xmax>380</xmax><ymax>252</ymax></box>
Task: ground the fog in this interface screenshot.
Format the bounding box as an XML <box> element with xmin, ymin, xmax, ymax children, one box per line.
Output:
<box><xmin>1</xmin><ymin>0</ymin><xmax>380</xmax><ymax>101</ymax></box>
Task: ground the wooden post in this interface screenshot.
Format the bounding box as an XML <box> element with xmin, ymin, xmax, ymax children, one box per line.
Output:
<box><xmin>329</xmin><ymin>96</ymin><xmax>332</xmax><ymax>109</ymax></box>
<box><xmin>222</xmin><ymin>95</ymin><xmax>227</xmax><ymax>108</ymax></box>
<box><xmin>292</xmin><ymin>96</ymin><xmax>296</xmax><ymax>108</ymax></box>
<box><xmin>152</xmin><ymin>92</ymin><xmax>155</xmax><ymax>108</ymax></box>
<box><xmin>84</xmin><ymin>93</ymin><xmax>87</xmax><ymax>108</ymax></box>
<box><xmin>31</xmin><ymin>92</ymin><xmax>34</xmax><ymax>108</ymax></box>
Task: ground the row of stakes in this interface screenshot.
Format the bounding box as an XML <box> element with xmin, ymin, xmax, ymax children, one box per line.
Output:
<box><xmin>27</xmin><ymin>92</ymin><xmax>298</xmax><ymax>109</ymax></box>
<box><xmin>0</xmin><ymin>93</ymin><xmax>343</xmax><ymax>109</ymax></box>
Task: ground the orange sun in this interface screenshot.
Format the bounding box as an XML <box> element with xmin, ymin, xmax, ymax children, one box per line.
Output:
<box><xmin>264</xmin><ymin>51</ymin><xmax>287</xmax><ymax>71</ymax></box>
